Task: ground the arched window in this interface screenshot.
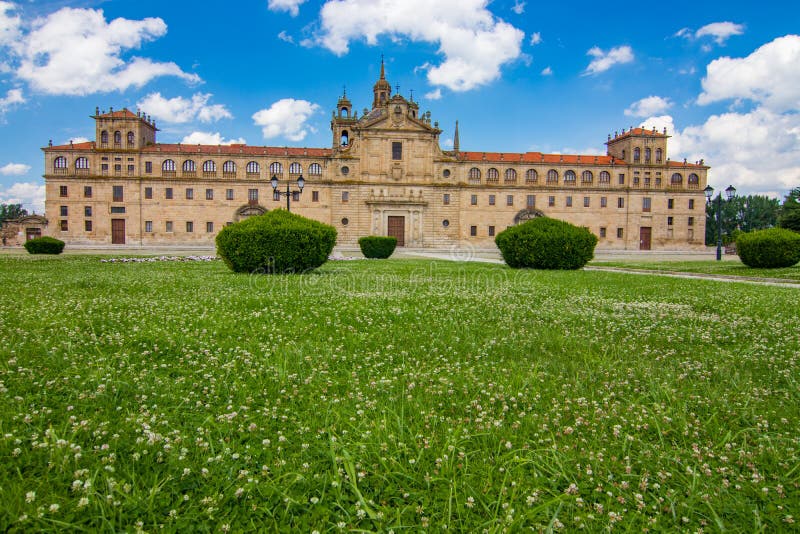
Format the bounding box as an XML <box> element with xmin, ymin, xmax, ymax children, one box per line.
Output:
<box><xmin>202</xmin><ymin>160</ymin><xmax>216</xmax><ymax>173</ymax></box>
<box><xmin>341</xmin><ymin>130</ymin><xmax>349</xmax><ymax>146</ymax></box>
<box><xmin>644</xmin><ymin>148</ymin><xmax>651</xmax><ymax>163</ymax></box>
<box><xmin>564</xmin><ymin>170</ymin><xmax>576</xmax><ymax>183</ymax></box>
<box><xmin>633</xmin><ymin>147</ymin><xmax>641</xmax><ymax>162</ymax></box>
<box><xmin>127</xmin><ymin>131</ymin><xmax>135</xmax><ymax>146</ymax></box>
<box><xmin>289</xmin><ymin>162</ymin><xmax>302</xmax><ymax>174</ymax></box>
<box><xmin>468</xmin><ymin>167</ymin><xmax>481</xmax><ymax>183</ymax></box>
<box><xmin>655</xmin><ymin>148</ymin><xmax>663</xmax><ymax>163</ymax></box>
<box><xmin>75</xmin><ymin>157</ymin><xmax>89</xmax><ymax>169</ymax></box>
<box><xmin>223</xmin><ymin>160</ymin><xmax>236</xmax><ymax>175</ymax></box>
<box><xmin>183</xmin><ymin>160</ymin><xmax>196</xmax><ymax>172</ymax></box>
<box><xmin>341</xmin><ymin>107</ymin><xmax>349</xmax><ymax>117</ymax></box>
<box><xmin>688</xmin><ymin>173</ymin><xmax>699</xmax><ymax>186</ymax></box>
<box><xmin>162</xmin><ymin>159</ymin><xmax>176</xmax><ymax>172</ymax></box>
<box><xmin>599</xmin><ymin>171</ymin><xmax>611</xmax><ymax>184</ymax></box>
<box><xmin>114</xmin><ymin>131</ymin><xmax>122</xmax><ymax>145</ymax></box>
<box><xmin>269</xmin><ymin>162</ymin><xmax>283</xmax><ymax>176</ymax></box>
<box><xmin>100</xmin><ymin>131</ymin><xmax>108</xmax><ymax>145</ymax></box>
<box><xmin>54</xmin><ymin>156</ymin><xmax>67</xmax><ymax>169</ymax></box>
<box><xmin>525</xmin><ymin>169</ymin><xmax>538</xmax><ymax>183</ymax></box>
<box><xmin>546</xmin><ymin>169</ymin><xmax>558</xmax><ymax>183</ymax></box>
<box><xmin>246</xmin><ymin>161</ymin><xmax>260</xmax><ymax>174</ymax></box>
<box><xmin>486</xmin><ymin>168</ymin><xmax>499</xmax><ymax>183</ymax></box>
<box><xmin>621</xmin><ymin>149</ymin><xmax>626</xmax><ymax>160</ymax></box>
<box><xmin>581</xmin><ymin>170</ymin><xmax>593</xmax><ymax>184</ymax></box>
<box><xmin>671</xmin><ymin>173</ymin><xmax>683</xmax><ymax>185</ymax></box>
<box><xmin>309</xmin><ymin>163</ymin><xmax>322</xmax><ymax>175</ymax></box>
<box><xmin>504</xmin><ymin>168</ymin><xmax>517</xmax><ymax>183</ymax></box>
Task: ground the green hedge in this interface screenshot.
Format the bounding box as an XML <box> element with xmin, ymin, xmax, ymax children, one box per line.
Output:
<box><xmin>23</xmin><ymin>236</ymin><xmax>65</xmax><ymax>255</ymax></box>
<box><xmin>495</xmin><ymin>217</ymin><xmax>597</xmax><ymax>270</ymax></box>
<box><xmin>216</xmin><ymin>210</ymin><xmax>337</xmax><ymax>274</ymax></box>
<box><xmin>736</xmin><ymin>228</ymin><xmax>800</xmax><ymax>268</ymax></box>
<box><xmin>358</xmin><ymin>236</ymin><xmax>397</xmax><ymax>259</ymax></box>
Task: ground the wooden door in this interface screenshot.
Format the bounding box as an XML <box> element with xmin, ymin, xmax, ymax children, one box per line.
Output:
<box><xmin>387</xmin><ymin>216</ymin><xmax>405</xmax><ymax>247</ymax></box>
<box><xmin>111</xmin><ymin>219</ymin><xmax>126</xmax><ymax>244</ymax></box>
<box><xmin>639</xmin><ymin>227</ymin><xmax>651</xmax><ymax>250</ymax></box>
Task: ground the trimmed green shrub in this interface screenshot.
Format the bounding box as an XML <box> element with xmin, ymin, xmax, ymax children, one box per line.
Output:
<box><xmin>24</xmin><ymin>236</ymin><xmax>65</xmax><ymax>255</ymax></box>
<box><xmin>216</xmin><ymin>210</ymin><xmax>337</xmax><ymax>274</ymax></box>
<box><xmin>495</xmin><ymin>217</ymin><xmax>597</xmax><ymax>270</ymax></box>
<box><xmin>736</xmin><ymin>228</ymin><xmax>800</xmax><ymax>268</ymax></box>
<box><xmin>358</xmin><ymin>236</ymin><xmax>397</xmax><ymax>259</ymax></box>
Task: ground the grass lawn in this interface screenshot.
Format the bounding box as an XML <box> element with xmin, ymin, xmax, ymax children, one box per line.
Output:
<box><xmin>591</xmin><ymin>259</ymin><xmax>800</xmax><ymax>281</ymax></box>
<box><xmin>1</xmin><ymin>256</ymin><xmax>798</xmax><ymax>531</ymax></box>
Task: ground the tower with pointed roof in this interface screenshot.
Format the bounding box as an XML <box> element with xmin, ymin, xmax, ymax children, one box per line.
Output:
<box><xmin>372</xmin><ymin>56</ymin><xmax>392</xmax><ymax>109</ymax></box>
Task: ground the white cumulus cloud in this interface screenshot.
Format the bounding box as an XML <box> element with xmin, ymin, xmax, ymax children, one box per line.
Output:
<box><xmin>583</xmin><ymin>45</ymin><xmax>633</xmax><ymax>76</ymax></box>
<box><xmin>511</xmin><ymin>1</ymin><xmax>525</xmax><ymax>15</ymax></box>
<box><xmin>252</xmin><ymin>98</ymin><xmax>320</xmax><ymax>142</ymax></box>
<box><xmin>0</xmin><ymin>162</ymin><xmax>30</xmax><ymax>175</ymax></box>
<box><xmin>625</xmin><ymin>96</ymin><xmax>672</xmax><ymax>117</ymax></box>
<box><xmin>698</xmin><ymin>35</ymin><xmax>800</xmax><ymax>113</ymax></box>
<box><xmin>0</xmin><ymin>1</ymin><xmax>21</xmax><ymax>48</ymax></box>
<box><xmin>277</xmin><ymin>30</ymin><xmax>294</xmax><ymax>43</ymax></box>
<box><xmin>13</xmin><ymin>7</ymin><xmax>199</xmax><ymax>96</ymax></box>
<box><xmin>529</xmin><ymin>32</ymin><xmax>541</xmax><ymax>45</ymax></box>
<box><xmin>181</xmin><ymin>131</ymin><xmax>246</xmax><ymax>145</ymax></box>
<box><xmin>313</xmin><ymin>0</ymin><xmax>524</xmax><ymax>92</ymax></box>
<box><xmin>268</xmin><ymin>0</ymin><xmax>307</xmax><ymax>17</ymax></box>
<box><xmin>540</xmin><ymin>66</ymin><xmax>552</xmax><ymax>76</ymax></box>
<box><xmin>0</xmin><ymin>181</ymin><xmax>45</xmax><ymax>213</ymax></box>
<box><xmin>62</xmin><ymin>137</ymin><xmax>90</xmax><ymax>144</ymax></box>
<box><xmin>0</xmin><ymin>87</ymin><xmax>24</xmax><ymax>116</ymax></box>
<box><xmin>424</xmin><ymin>88</ymin><xmax>442</xmax><ymax>100</ymax></box>
<box><xmin>137</xmin><ymin>93</ymin><xmax>232</xmax><ymax>124</ymax></box>
<box><xmin>693</xmin><ymin>22</ymin><xmax>744</xmax><ymax>45</ymax></box>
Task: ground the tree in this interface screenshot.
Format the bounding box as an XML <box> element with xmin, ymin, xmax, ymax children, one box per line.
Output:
<box><xmin>705</xmin><ymin>194</ymin><xmax>779</xmax><ymax>246</ymax></box>
<box><xmin>778</xmin><ymin>187</ymin><xmax>800</xmax><ymax>232</ymax></box>
<box><xmin>0</xmin><ymin>203</ymin><xmax>27</xmax><ymax>224</ymax></box>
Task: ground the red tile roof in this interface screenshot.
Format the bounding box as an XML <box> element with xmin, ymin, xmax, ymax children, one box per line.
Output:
<box><xmin>459</xmin><ymin>151</ymin><xmax>620</xmax><ymax>165</ymax></box>
<box><xmin>608</xmin><ymin>127</ymin><xmax>668</xmax><ymax>142</ymax></box>
<box><xmin>95</xmin><ymin>109</ymin><xmax>139</xmax><ymax>119</ymax></box>
<box><xmin>45</xmin><ymin>142</ymin><xmax>333</xmax><ymax>157</ymax></box>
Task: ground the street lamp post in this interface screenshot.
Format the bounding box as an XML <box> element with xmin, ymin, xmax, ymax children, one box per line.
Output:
<box><xmin>270</xmin><ymin>174</ymin><xmax>305</xmax><ymax>212</ymax></box>
<box><xmin>704</xmin><ymin>184</ymin><xmax>736</xmax><ymax>261</ymax></box>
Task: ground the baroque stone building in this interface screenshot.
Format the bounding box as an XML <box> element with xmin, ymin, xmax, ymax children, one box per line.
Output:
<box><xmin>43</xmin><ymin>64</ymin><xmax>709</xmax><ymax>250</ymax></box>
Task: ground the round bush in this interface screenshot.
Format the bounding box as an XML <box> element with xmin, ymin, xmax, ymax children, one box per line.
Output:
<box><xmin>736</xmin><ymin>228</ymin><xmax>800</xmax><ymax>268</ymax></box>
<box><xmin>495</xmin><ymin>217</ymin><xmax>598</xmax><ymax>270</ymax></box>
<box><xmin>24</xmin><ymin>236</ymin><xmax>65</xmax><ymax>255</ymax></box>
<box><xmin>358</xmin><ymin>236</ymin><xmax>397</xmax><ymax>259</ymax></box>
<box><xmin>216</xmin><ymin>210</ymin><xmax>337</xmax><ymax>274</ymax></box>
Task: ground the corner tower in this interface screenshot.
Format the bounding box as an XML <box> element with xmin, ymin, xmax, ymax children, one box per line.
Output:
<box><xmin>93</xmin><ymin>107</ymin><xmax>157</xmax><ymax>150</ymax></box>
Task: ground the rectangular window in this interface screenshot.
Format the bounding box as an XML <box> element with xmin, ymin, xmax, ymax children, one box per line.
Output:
<box><xmin>443</xmin><ymin>193</ymin><xmax>450</xmax><ymax>205</ymax></box>
<box><xmin>600</xmin><ymin>227</ymin><xmax>607</xmax><ymax>238</ymax></box>
<box><xmin>688</xmin><ymin>217</ymin><xmax>695</xmax><ymax>227</ymax></box>
<box><xmin>112</xmin><ymin>185</ymin><xmax>123</xmax><ymax>202</ymax></box>
<box><xmin>471</xmin><ymin>194</ymin><xmax>478</xmax><ymax>206</ymax></box>
<box><xmin>668</xmin><ymin>198</ymin><xmax>674</xmax><ymax>209</ymax></box>
<box><xmin>84</xmin><ymin>206</ymin><xmax>92</xmax><ymax>217</ymax></box>
<box><xmin>84</xmin><ymin>186</ymin><xmax>92</xmax><ymax>198</ymax></box>
<box><xmin>110</xmin><ymin>206</ymin><xmax>126</xmax><ymax>214</ymax></box>
<box><xmin>548</xmin><ymin>196</ymin><xmax>555</xmax><ymax>207</ymax></box>
<box><xmin>127</xmin><ymin>164</ymin><xmax>134</xmax><ymax>174</ymax></box>
<box><xmin>273</xmin><ymin>191</ymin><xmax>281</xmax><ymax>201</ymax></box>
<box><xmin>145</xmin><ymin>221</ymin><xmax>153</xmax><ymax>233</ymax></box>
<box><xmin>489</xmin><ymin>194</ymin><xmax>495</xmax><ymax>206</ymax></box>
<box><xmin>617</xmin><ymin>228</ymin><xmax>624</xmax><ymax>239</ymax></box>
<box><xmin>643</xmin><ymin>197</ymin><xmax>652</xmax><ymax>212</ymax></box>
<box><xmin>506</xmin><ymin>195</ymin><xmax>514</xmax><ymax>206</ymax></box>
<box><xmin>165</xmin><ymin>187</ymin><xmax>173</xmax><ymax>200</ymax></box>
<box><xmin>206</xmin><ymin>222</ymin><xmax>214</xmax><ymax>233</ymax></box>
<box><xmin>186</xmin><ymin>221</ymin><xmax>194</xmax><ymax>233</ymax></box>
<box><xmin>618</xmin><ymin>197</ymin><xmax>625</xmax><ymax>208</ymax></box>
<box><xmin>600</xmin><ymin>196</ymin><xmax>607</xmax><ymax>208</ymax></box>
<box><xmin>312</xmin><ymin>190</ymin><xmax>319</xmax><ymax>202</ymax></box>
<box><xmin>526</xmin><ymin>194</ymin><xmax>535</xmax><ymax>208</ymax></box>
<box><xmin>392</xmin><ymin>141</ymin><xmax>402</xmax><ymax>160</ymax></box>
<box><xmin>292</xmin><ymin>191</ymin><xmax>300</xmax><ymax>202</ymax></box>
<box><xmin>488</xmin><ymin>225</ymin><xmax>496</xmax><ymax>237</ymax></box>
<box><xmin>618</xmin><ymin>174</ymin><xmax>625</xmax><ymax>185</ymax></box>
<box><xmin>60</xmin><ymin>205</ymin><xmax>68</xmax><ymax>216</ymax></box>
<box><xmin>145</xmin><ymin>187</ymin><xmax>153</xmax><ymax>199</ymax></box>
<box><xmin>248</xmin><ymin>189</ymin><xmax>258</xmax><ymax>202</ymax></box>
<box><xmin>566</xmin><ymin>196</ymin><xmax>573</xmax><ymax>207</ymax></box>
<box><xmin>341</xmin><ymin>191</ymin><xmax>349</xmax><ymax>202</ymax></box>
<box><xmin>60</xmin><ymin>185</ymin><xmax>68</xmax><ymax>197</ymax></box>
<box><xmin>667</xmin><ymin>216</ymin><xmax>674</xmax><ymax>226</ymax></box>
<box><xmin>206</xmin><ymin>188</ymin><xmax>214</xmax><ymax>200</ymax></box>
<box><xmin>114</xmin><ymin>164</ymin><xmax>121</xmax><ymax>173</ymax></box>
<box><xmin>583</xmin><ymin>196</ymin><xmax>590</xmax><ymax>208</ymax></box>
<box><xmin>186</xmin><ymin>188</ymin><xmax>194</xmax><ymax>200</ymax></box>
<box><xmin>689</xmin><ymin>199</ymin><xmax>695</xmax><ymax>210</ymax></box>
<box><xmin>145</xmin><ymin>161</ymin><xmax>152</xmax><ymax>174</ymax></box>
<box><xmin>470</xmin><ymin>225</ymin><xmax>477</xmax><ymax>237</ymax></box>
<box><xmin>226</xmin><ymin>188</ymin><xmax>234</xmax><ymax>201</ymax></box>
<box><xmin>633</xmin><ymin>177</ymin><xmax>640</xmax><ymax>186</ymax></box>
<box><xmin>84</xmin><ymin>220</ymin><xmax>92</xmax><ymax>232</ymax></box>
<box><xmin>166</xmin><ymin>221</ymin><xmax>173</xmax><ymax>232</ymax></box>
<box><xmin>60</xmin><ymin>220</ymin><xmax>68</xmax><ymax>231</ymax></box>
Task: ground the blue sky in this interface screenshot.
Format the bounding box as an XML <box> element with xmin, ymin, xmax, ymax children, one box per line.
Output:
<box><xmin>1</xmin><ymin>0</ymin><xmax>799</xmax><ymax>212</ymax></box>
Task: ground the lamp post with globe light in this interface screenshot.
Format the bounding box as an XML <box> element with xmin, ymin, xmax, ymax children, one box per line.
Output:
<box><xmin>704</xmin><ymin>184</ymin><xmax>736</xmax><ymax>261</ymax></box>
<box><xmin>270</xmin><ymin>174</ymin><xmax>305</xmax><ymax>212</ymax></box>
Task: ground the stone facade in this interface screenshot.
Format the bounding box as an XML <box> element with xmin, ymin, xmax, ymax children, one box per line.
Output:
<box><xmin>42</xmin><ymin>65</ymin><xmax>709</xmax><ymax>250</ymax></box>
<box><xmin>1</xmin><ymin>214</ymin><xmax>47</xmax><ymax>246</ymax></box>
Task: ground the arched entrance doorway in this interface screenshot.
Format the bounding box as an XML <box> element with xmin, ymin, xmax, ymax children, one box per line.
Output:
<box><xmin>234</xmin><ymin>205</ymin><xmax>267</xmax><ymax>222</ymax></box>
<box><xmin>513</xmin><ymin>209</ymin><xmax>546</xmax><ymax>225</ymax></box>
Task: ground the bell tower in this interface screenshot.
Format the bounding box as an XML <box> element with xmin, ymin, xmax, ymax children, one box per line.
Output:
<box><xmin>331</xmin><ymin>88</ymin><xmax>357</xmax><ymax>149</ymax></box>
<box><xmin>372</xmin><ymin>56</ymin><xmax>392</xmax><ymax>109</ymax></box>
